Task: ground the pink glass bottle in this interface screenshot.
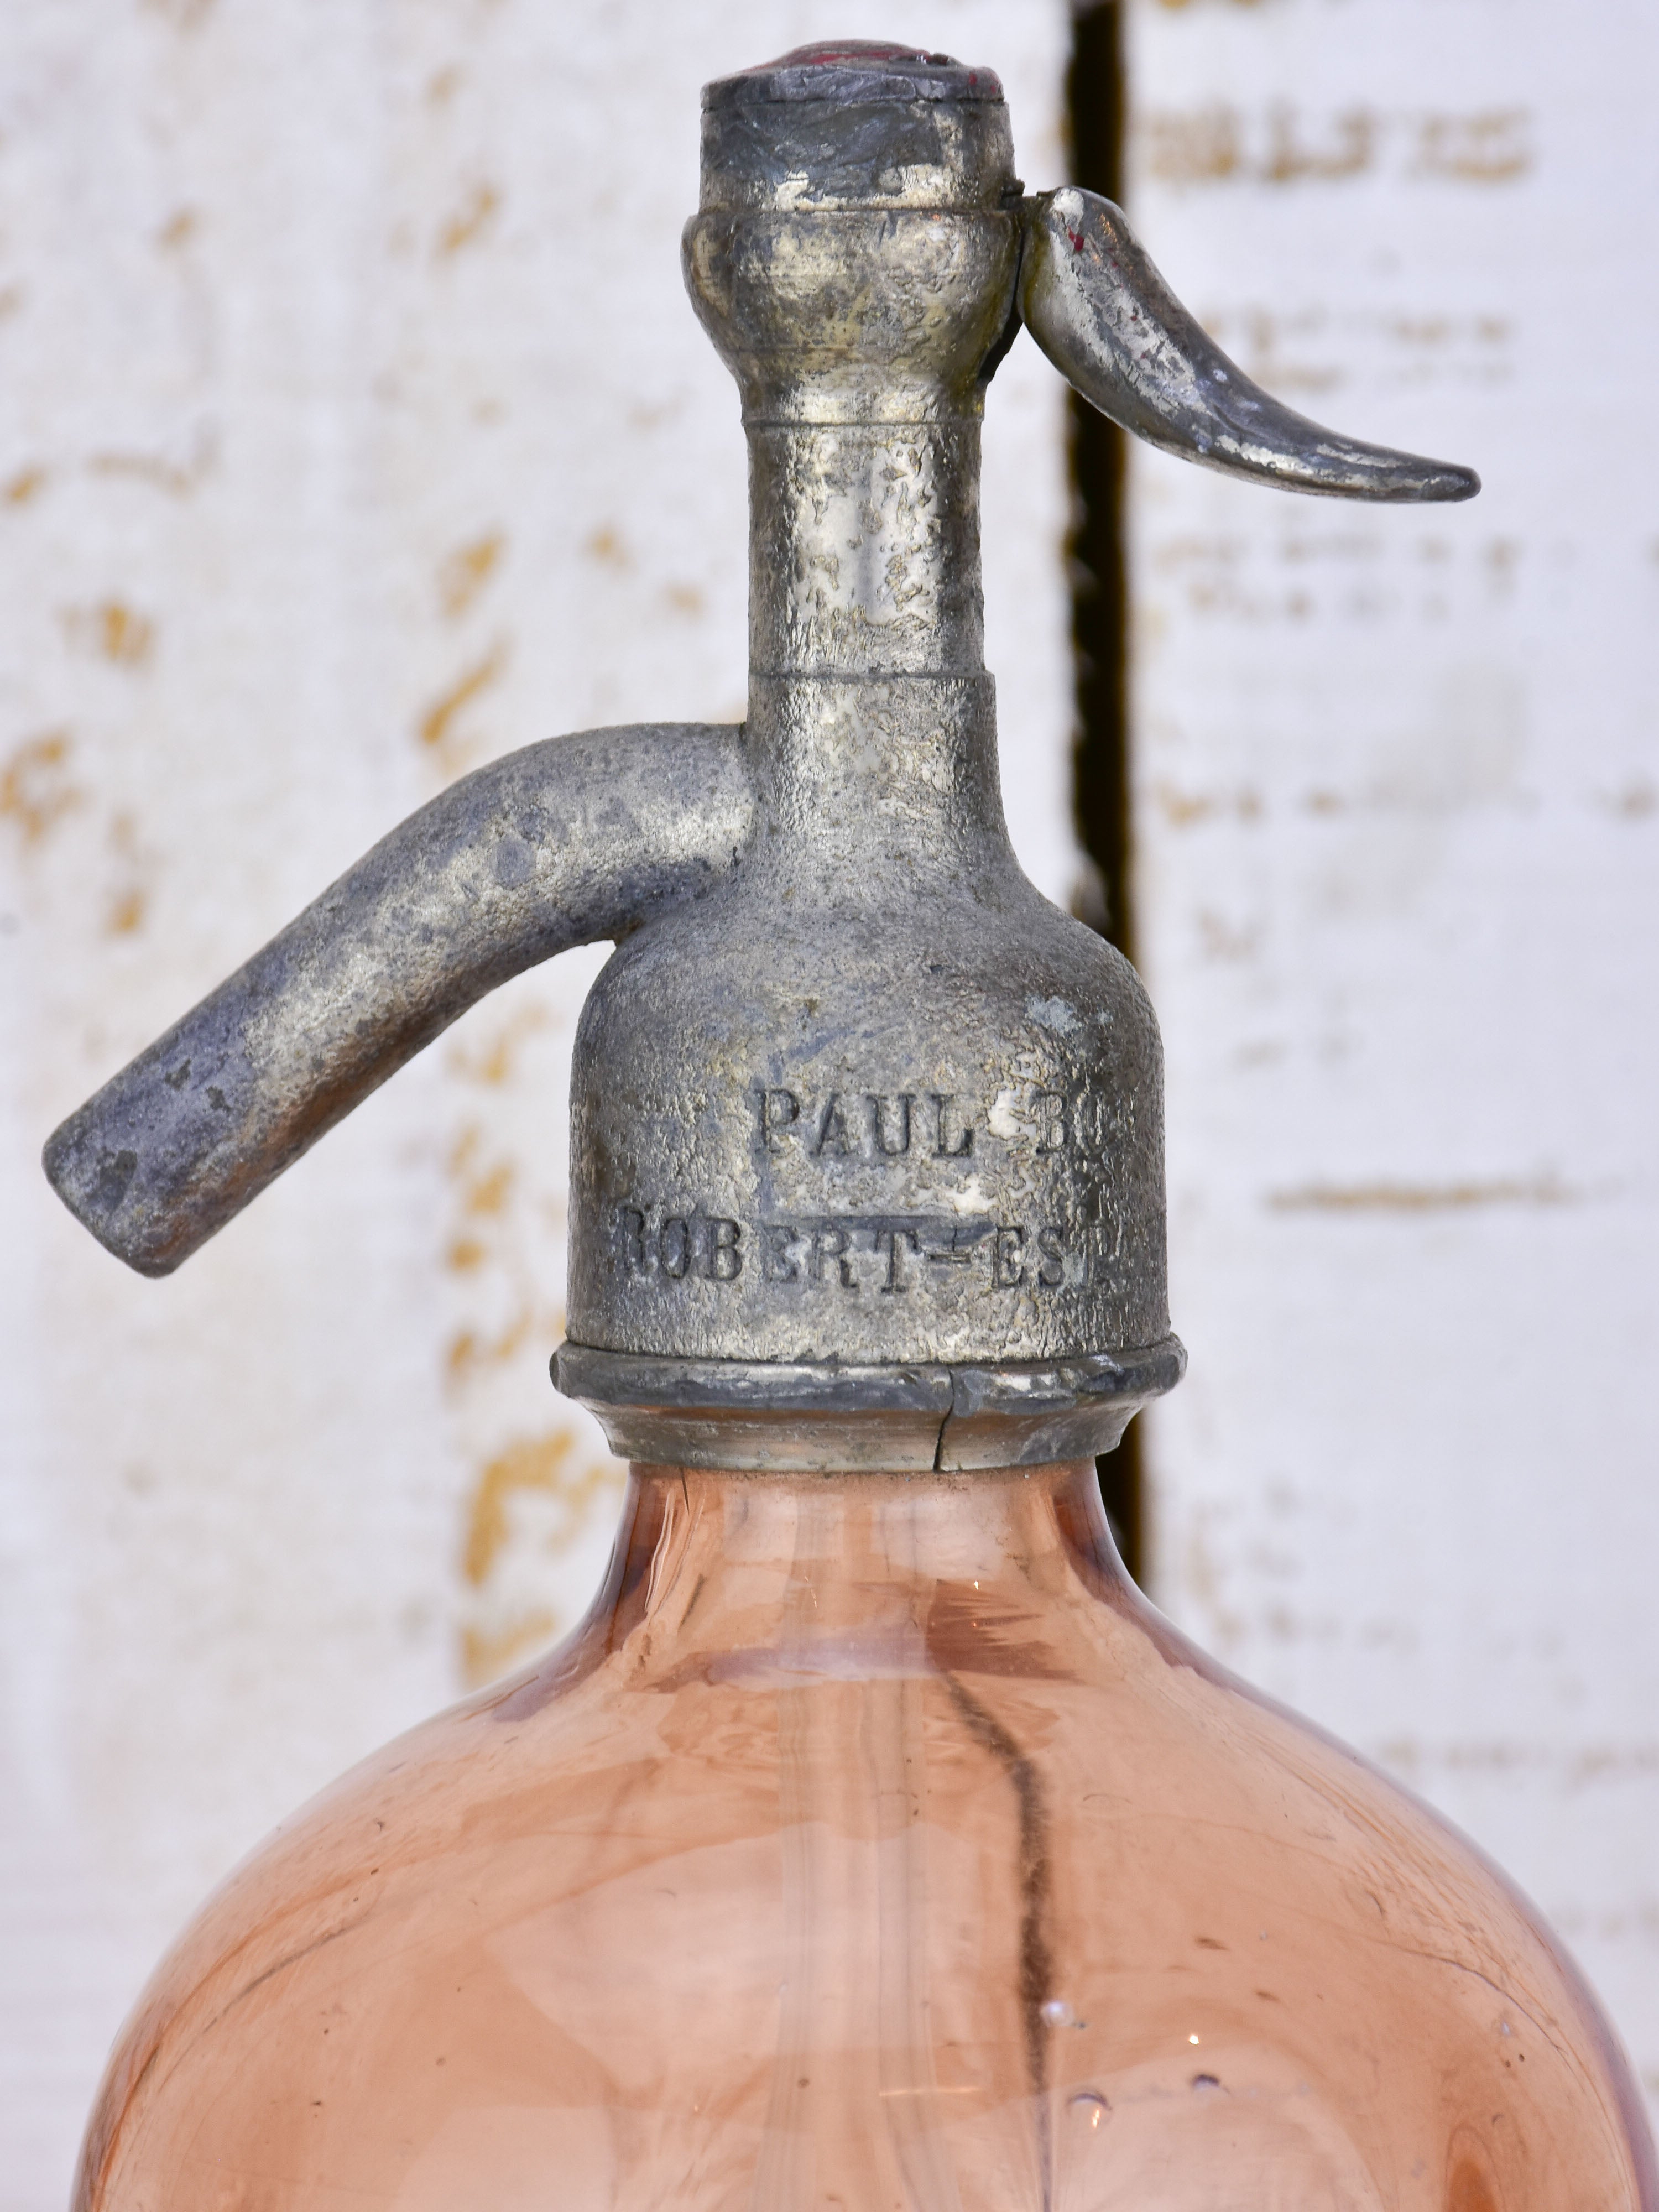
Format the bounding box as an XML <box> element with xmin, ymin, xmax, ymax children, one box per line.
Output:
<box><xmin>77</xmin><ymin>1464</ymin><xmax>1653</xmax><ymax>2210</ymax></box>
<box><xmin>44</xmin><ymin>41</ymin><xmax>1655</xmax><ymax>2212</ymax></box>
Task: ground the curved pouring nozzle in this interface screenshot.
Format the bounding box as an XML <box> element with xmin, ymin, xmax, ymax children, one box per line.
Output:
<box><xmin>1020</xmin><ymin>187</ymin><xmax>1480</xmax><ymax>503</ymax></box>
<box><xmin>43</xmin><ymin>724</ymin><xmax>754</xmax><ymax>1276</ymax></box>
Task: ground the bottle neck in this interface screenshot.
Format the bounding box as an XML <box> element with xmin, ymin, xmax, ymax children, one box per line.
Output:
<box><xmin>743</xmin><ymin>408</ymin><xmax>1009</xmax><ymax>879</ymax></box>
<box><xmin>681</xmin><ymin>196</ymin><xmax>1019</xmax><ymax>869</ymax></box>
<box><xmin>512</xmin><ymin>1463</ymin><xmax>1135</xmax><ymax>1701</ymax></box>
<box><xmin>747</xmin><ymin>414</ymin><xmax>985</xmax><ymax>680</ymax></box>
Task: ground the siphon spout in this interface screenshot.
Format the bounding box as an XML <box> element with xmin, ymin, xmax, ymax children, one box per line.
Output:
<box><xmin>43</xmin><ymin>723</ymin><xmax>754</xmax><ymax>1275</ymax></box>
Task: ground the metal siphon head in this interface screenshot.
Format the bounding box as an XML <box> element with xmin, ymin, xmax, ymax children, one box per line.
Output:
<box><xmin>42</xmin><ymin>41</ymin><xmax>1478</xmax><ymax>1474</ymax></box>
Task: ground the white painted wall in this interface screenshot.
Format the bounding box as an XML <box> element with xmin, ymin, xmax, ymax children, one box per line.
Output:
<box><xmin>0</xmin><ymin>4</ymin><xmax>1074</xmax><ymax>2202</ymax></box>
<box><xmin>1126</xmin><ymin>0</ymin><xmax>1659</xmax><ymax>2126</ymax></box>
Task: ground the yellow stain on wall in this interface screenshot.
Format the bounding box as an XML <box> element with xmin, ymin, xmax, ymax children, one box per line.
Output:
<box><xmin>445</xmin><ymin>1312</ymin><xmax>533</xmax><ymax>1390</ymax></box>
<box><xmin>439</xmin><ymin>530</ymin><xmax>506</xmax><ymax>619</ymax></box>
<box><xmin>461</xmin><ymin>1612</ymin><xmax>560</xmax><ymax>1691</ymax></box>
<box><xmin>1415</xmin><ymin>111</ymin><xmax>1532</xmax><ymax>184</ymax></box>
<box><xmin>446</xmin><ymin>1003</ymin><xmax>550</xmax><ymax>1089</ymax></box>
<box><xmin>435</xmin><ymin>180</ymin><xmax>501</xmax><ymax>259</ymax></box>
<box><xmin>583</xmin><ymin>525</ymin><xmax>632</xmax><ymax>570</ymax></box>
<box><xmin>418</xmin><ymin>640</ymin><xmax>508</xmax><ymax>774</ymax></box>
<box><xmin>0</xmin><ymin>731</ymin><xmax>85</xmax><ymax>846</ymax></box>
<box><xmin>462</xmin><ymin>1159</ymin><xmax>513</xmax><ymax>1217</ymax></box>
<box><xmin>1140</xmin><ymin>103</ymin><xmax>1532</xmax><ymax>190</ymax></box>
<box><xmin>459</xmin><ymin>1428</ymin><xmax>620</xmax><ymax>1687</ymax></box>
<box><xmin>87</xmin><ymin>444</ymin><xmax>213</xmax><ymax>498</ymax></box>
<box><xmin>441</xmin><ymin>1123</ymin><xmax>538</xmax><ymax>1387</ymax></box>
<box><xmin>106</xmin><ymin>888</ymin><xmax>147</xmax><ymax>936</ymax></box>
<box><xmin>105</xmin><ymin>811</ymin><xmax>151</xmax><ymax>937</ymax></box>
<box><xmin>437</xmin><ymin>999</ymin><xmax>588</xmax><ymax>1681</ymax></box>
<box><xmin>62</xmin><ymin>601</ymin><xmax>156</xmax><ymax>667</ymax></box>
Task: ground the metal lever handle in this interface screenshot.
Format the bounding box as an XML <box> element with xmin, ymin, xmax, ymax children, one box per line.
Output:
<box><xmin>43</xmin><ymin>723</ymin><xmax>754</xmax><ymax>1275</ymax></box>
<box><xmin>1020</xmin><ymin>187</ymin><xmax>1480</xmax><ymax>503</ymax></box>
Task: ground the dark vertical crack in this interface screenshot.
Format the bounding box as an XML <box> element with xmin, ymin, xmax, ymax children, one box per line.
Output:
<box><xmin>1068</xmin><ymin>3</ymin><xmax>1146</xmax><ymax>1588</ymax></box>
<box><xmin>945</xmin><ymin>1674</ymin><xmax>1053</xmax><ymax>2209</ymax></box>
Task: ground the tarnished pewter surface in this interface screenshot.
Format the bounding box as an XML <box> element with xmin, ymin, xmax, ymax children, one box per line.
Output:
<box><xmin>700</xmin><ymin>43</ymin><xmax>1013</xmax><ymax>217</ymax></box>
<box><xmin>746</xmin><ymin>420</ymin><xmax>988</xmax><ymax>668</ymax></box>
<box><xmin>705</xmin><ymin>43</ymin><xmax>1006</xmax><ymax>112</ymax></box>
<box><xmin>559</xmin><ymin>64</ymin><xmax>1169</xmax><ymax>1398</ymax></box>
<box><xmin>682</xmin><ymin>210</ymin><xmax>1021</xmax><ymax>427</ymax></box>
<box><xmin>44</xmin><ymin>724</ymin><xmax>753</xmax><ymax>1276</ymax></box>
<box><xmin>566</xmin><ymin>677</ymin><xmax>1170</xmax><ymax>1370</ymax></box>
<box><xmin>555</xmin><ymin>1339</ymin><xmax>1186</xmax><ymax>1473</ymax></box>
<box><xmin>1021</xmin><ymin>187</ymin><xmax>1481</xmax><ymax>503</ymax></box>
<box><xmin>44</xmin><ymin>39</ymin><xmax>1479</xmax><ymax>1469</ymax></box>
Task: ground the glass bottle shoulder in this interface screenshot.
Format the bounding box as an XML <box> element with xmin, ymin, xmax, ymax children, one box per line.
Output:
<box><xmin>78</xmin><ymin>1466</ymin><xmax>1653</xmax><ymax>2212</ymax></box>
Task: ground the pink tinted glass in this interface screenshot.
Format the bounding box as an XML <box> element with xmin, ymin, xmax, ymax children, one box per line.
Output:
<box><xmin>79</xmin><ymin>1462</ymin><xmax>1656</xmax><ymax>2212</ymax></box>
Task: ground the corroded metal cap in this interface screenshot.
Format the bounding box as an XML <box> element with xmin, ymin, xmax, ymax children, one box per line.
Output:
<box><xmin>700</xmin><ymin>40</ymin><xmax>1014</xmax><ymax>214</ymax></box>
<box><xmin>43</xmin><ymin>42</ymin><xmax>1478</xmax><ymax>1474</ymax></box>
